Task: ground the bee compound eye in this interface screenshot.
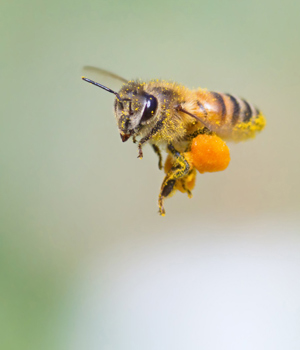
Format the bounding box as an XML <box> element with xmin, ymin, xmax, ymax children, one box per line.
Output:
<box><xmin>141</xmin><ymin>94</ymin><xmax>158</xmax><ymax>122</ymax></box>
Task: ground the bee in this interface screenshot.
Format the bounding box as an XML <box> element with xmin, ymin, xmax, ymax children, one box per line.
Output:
<box><xmin>82</xmin><ymin>68</ymin><xmax>266</xmax><ymax>216</ymax></box>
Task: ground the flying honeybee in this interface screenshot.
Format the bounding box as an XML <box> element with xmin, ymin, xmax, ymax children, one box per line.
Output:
<box><xmin>82</xmin><ymin>67</ymin><xmax>266</xmax><ymax>216</ymax></box>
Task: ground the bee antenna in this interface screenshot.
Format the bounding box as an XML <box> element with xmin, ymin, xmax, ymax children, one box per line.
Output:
<box><xmin>82</xmin><ymin>76</ymin><xmax>123</xmax><ymax>101</ymax></box>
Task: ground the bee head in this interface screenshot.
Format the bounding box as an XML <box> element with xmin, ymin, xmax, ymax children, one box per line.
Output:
<box><xmin>114</xmin><ymin>82</ymin><xmax>158</xmax><ymax>142</ymax></box>
<box><xmin>82</xmin><ymin>77</ymin><xmax>158</xmax><ymax>142</ymax></box>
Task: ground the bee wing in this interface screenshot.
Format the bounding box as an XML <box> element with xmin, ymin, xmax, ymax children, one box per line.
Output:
<box><xmin>177</xmin><ymin>106</ymin><xmax>213</xmax><ymax>131</ymax></box>
<box><xmin>82</xmin><ymin>66</ymin><xmax>128</xmax><ymax>90</ymax></box>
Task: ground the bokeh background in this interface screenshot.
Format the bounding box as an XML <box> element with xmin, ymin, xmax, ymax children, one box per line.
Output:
<box><xmin>1</xmin><ymin>0</ymin><xmax>300</xmax><ymax>349</ymax></box>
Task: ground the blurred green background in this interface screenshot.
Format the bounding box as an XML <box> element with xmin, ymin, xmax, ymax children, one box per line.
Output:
<box><xmin>1</xmin><ymin>0</ymin><xmax>300</xmax><ymax>349</ymax></box>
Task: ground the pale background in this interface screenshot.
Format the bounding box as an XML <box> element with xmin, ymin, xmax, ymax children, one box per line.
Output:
<box><xmin>1</xmin><ymin>0</ymin><xmax>300</xmax><ymax>349</ymax></box>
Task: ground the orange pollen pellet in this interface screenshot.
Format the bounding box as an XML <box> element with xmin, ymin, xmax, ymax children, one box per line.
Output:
<box><xmin>186</xmin><ymin>134</ymin><xmax>231</xmax><ymax>174</ymax></box>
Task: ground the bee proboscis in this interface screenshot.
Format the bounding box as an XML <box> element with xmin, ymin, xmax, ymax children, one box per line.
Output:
<box><xmin>82</xmin><ymin>69</ymin><xmax>266</xmax><ymax>216</ymax></box>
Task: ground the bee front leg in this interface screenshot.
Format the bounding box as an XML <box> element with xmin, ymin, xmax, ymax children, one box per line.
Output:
<box><xmin>137</xmin><ymin>135</ymin><xmax>150</xmax><ymax>159</ymax></box>
<box><xmin>137</xmin><ymin>118</ymin><xmax>165</xmax><ymax>159</ymax></box>
<box><xmin>158</xmin><ymin>144</ymin><xmax>190</xmax><ymax>216</ymax></box>
<box><xmin>137</xmin><ymin>143</ymin><xmax>143</xmax><ymax>159</ymax></box>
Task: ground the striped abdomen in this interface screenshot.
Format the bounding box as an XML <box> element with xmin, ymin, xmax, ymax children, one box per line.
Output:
<box><xmin>195</xmin><ymin>90</ymin><xmax>266</xmax><ymax>141</ymax></box>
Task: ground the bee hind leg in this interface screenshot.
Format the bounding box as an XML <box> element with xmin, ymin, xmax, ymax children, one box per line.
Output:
<box><xmin>158</xmin><ymin>179</ymin><xmax>176</xmax><ymax>216</ymax></box>
<box><xmin>158</xmin><ymin>144</ymin><xmax>191</xmax><ymax>216</ymax></box>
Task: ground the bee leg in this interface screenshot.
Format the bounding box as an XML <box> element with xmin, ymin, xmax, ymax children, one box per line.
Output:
<box><xmin>137</xmin><ymin>113</ymin><xmax>168</xmax><ymax>159</ymax></box>
<box><xmin>137</xmin><ymin>135</ymin><xmax>151</xmax><ymax>159</ymax></box>
<box><xmin>158</xmin><ymin>179</ymin><xmax>176</xmax><ymax>216</ymax></box>
<box><xmin>152</xmin><ymin>144</ymin><xmax>163</xmax><ymax>170</ymax></box>
<box><xmin>137</xmin><ymin>143</ymin><xmax>143</xmax><ymax>159</ymax></box>
<box><xmin>158</xmin><ymin>144</ymin><xmax>191</xmax><ymax>216</ymax></box>
<box><xmin>180</xmin><ymin>179</ymin><xmax>193</xmax><ymax>198</ymax></box>
<box><xmin>137</xmin><ymin>119</ymin><xmax>165</xmax><ymax>159</ymax></box>
<box><xmin>184</xmin><ymin>127</ymin><xmax>213</xmax><ymax>141</ymax></box>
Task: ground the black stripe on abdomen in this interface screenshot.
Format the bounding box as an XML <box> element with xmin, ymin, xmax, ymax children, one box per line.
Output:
<box><xmin>211</xmin><ymin>92</ymin><xmax>226</xmax><ymax>119</ymax></box>
<box><xmin>242</xmin><ymin>99</ymin><xmax>253</xmax><ymax>122</ymax></box>
<box><xmin>225</xmin><ymin>94</ymin><xmax>240</xmax><ymax>125</ymax></box>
